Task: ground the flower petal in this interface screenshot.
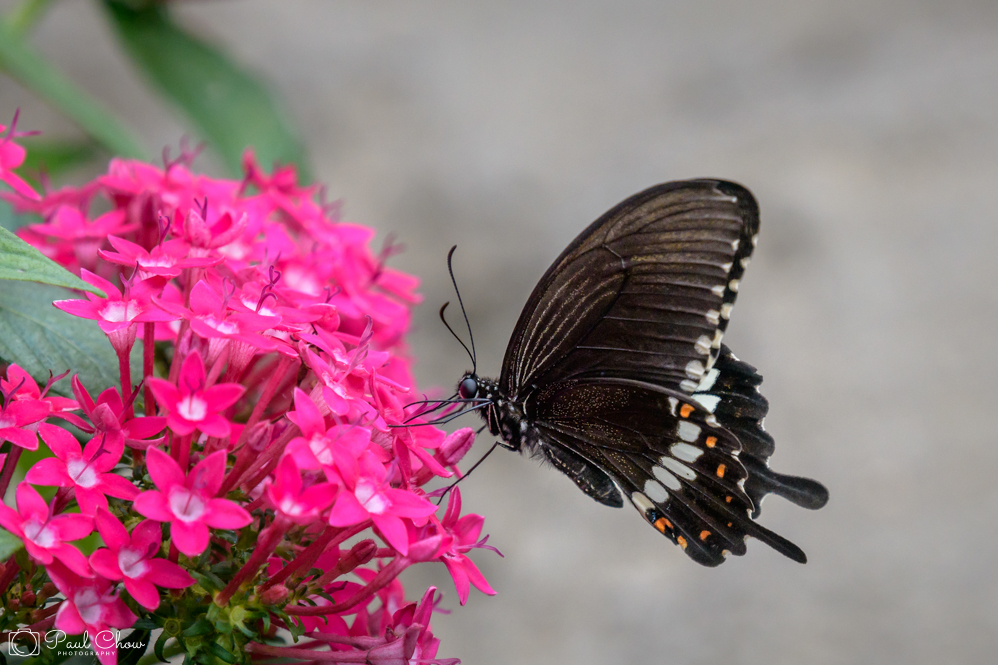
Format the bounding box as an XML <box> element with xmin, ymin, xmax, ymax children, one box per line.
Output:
<box><xmin>145</xmin><ymin>558</ymin><xmax>195</xmax><ymax>588</ymax></box>
<box><xmin>204</xmin><ymin>498</ymin><xmax>252</xmax><ymax>530</ymax></box>
<box><xmin>145</xmin><ymin>447</ymin><xmax>185</xmax><ymax>491</ymax></box>
<box><xmin>372</xmin><ymin>514</ymin><xmax>409</xmax><ymax>555</ymax></box>
<box><xmin>38</xmin><ymin>423</ymin><xmax>82</xmax><ymax>460</ymax></box>
<box><xmin>94</xmin><ymin>509</ymin><xmax>129</xmax><ymax>551</ymax></box>
<box><xmin>133</xmin><ymin>490</ymin><xmax>173</xmax><ymax>522</ymax></box>
<box><xmin>124</xmin><ymin>576</ymin><xmax>161</xmax><ymax>610</ymax></box>
<box><xmin>98</xmin><ymin>473</ymin><xmax>141</xmax><ymax>500</ymax></box>
<box><xmin>188</xmin><ymin>450</ymin><xmax>226</xmax><ymax>497</ymax></box>
<box><xmin>89</xmin><ymin>548</ymin><xmax>123</xmax><ymax>580</ymax></box>
<box><xmin>171</xmin><ymin>520</ymin><xmax>209</xmax><ymax>556</ymax></box>
<box><xmin>328</xmin><ymin>490</ymin><xmax>369</xmax><ymax>527</ymax></box>
<box><xmin>24</xmin><ymin>457</ymin><xmax>73</xmax><ymax>487</ymax></box>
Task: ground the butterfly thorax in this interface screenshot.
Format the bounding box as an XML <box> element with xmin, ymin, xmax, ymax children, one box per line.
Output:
<box><xmin>460</xmin><ymin>375</ymin><xmax>541</xmax><ymax>453</ymax></box>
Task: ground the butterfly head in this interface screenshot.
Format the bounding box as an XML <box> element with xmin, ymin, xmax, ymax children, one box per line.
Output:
<box><xmin>458</xmin><ymin>374</ymin><xmax>479</xmax><ymax>399</ymax></box>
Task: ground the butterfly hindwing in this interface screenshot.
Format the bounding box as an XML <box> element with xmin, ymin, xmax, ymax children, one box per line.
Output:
<box><xmin>528</xmin><ymin>377</ymin><xmax>808</xmax><ymax>564</ymax></box>
<box><xmin>500</xmin><ymin>179</ymin><xmax>760</xmax><ymax>399</ymax></box>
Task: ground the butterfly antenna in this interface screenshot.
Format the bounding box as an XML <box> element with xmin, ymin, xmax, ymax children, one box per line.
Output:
<box><xmin>439</xmin><ymin>302</ymin><xmax>475</xmax><ymax>369</ymax></box>
<box><xmin>436</xmin><ymin>440</ymin><xmax>500</xmax><ymax>505</ymax></box>
<box><xmin>447</xmin><ymin>245</ymin><xmax>477</xmax><ymax>373</ymax></box>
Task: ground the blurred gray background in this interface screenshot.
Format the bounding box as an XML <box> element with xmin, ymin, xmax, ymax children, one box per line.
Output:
<box><xmin>2</xmin><ymin>1</ymin><xmax>997</xmax><ymax>663</ymax></box>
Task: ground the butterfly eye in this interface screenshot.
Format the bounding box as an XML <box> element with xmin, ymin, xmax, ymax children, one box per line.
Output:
<box><xmin>458</xmin><ymin>376</ymin><xmax>479</xmax><ymax>399</ymax></box>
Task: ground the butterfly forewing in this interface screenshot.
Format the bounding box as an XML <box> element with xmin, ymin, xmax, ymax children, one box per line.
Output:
<box><xmin>500</xmin><ymin>180</ymin><xmax>759</xmax><ymax>400</ymax></box>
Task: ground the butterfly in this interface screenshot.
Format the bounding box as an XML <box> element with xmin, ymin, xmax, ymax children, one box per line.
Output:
<box><xmin>437</xmin><ymin>179</ymin><xmax>829</xmax><ymax>566</ymax></box>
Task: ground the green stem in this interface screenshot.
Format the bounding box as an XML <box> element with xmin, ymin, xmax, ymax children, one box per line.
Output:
<box><xmin>0</xmin><ymin>20</ymin><xmax>145</xmax><ymax>158</ymax></box>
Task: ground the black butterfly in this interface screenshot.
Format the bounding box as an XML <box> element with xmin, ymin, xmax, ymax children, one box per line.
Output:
<box><xmin>441</xmin><ymin>179</ymin><xmax>828</xmax><ymax>566</ymax></box>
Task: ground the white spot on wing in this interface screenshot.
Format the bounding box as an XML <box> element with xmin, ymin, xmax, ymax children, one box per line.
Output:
<box><xmin>662</xmin><ymin>457</ymin><xmax>697</xmax><ymax>480</ymax></box>
<box><xmin>720</xmin><ymin>303</ymin><xmax>733</xmax><ymax>319</ymax></box>
<box><xmin>667</xmin><ymin>396</ymin><xmax>678</xmax><ymax>416</ymax></box>
<box><xmin>671</xmin><ymin>442</ymin><xmax>704</xmax><ymax>462</ymax></box>
<box><xmin>694</xmin><ymin>335</ymin><xmax>711</xmax><ymax>355</ymax></box>
<box><xmin>696</xmin><ymin>368</ymin><xmax>719</xmax><ymax>392</ymax></box>
<box><xmin>685</xmin><ymin>360</ymin><xmax>704</xmax><ymax>379</ymax></box>
<box><xmin>711</xmin><ymin>284</ymin><xmax>725</xmax><ymax>296</ymax></box>
<box><xmin>732</xmin><ymin>238</ymin><xmax>740</xmax><ymax>251</ymax></box>
<box><xmin>643</xmin><ymin>479</ymin><xmax>670</xmax><ymax>503</ymax></box>
<box><xmin>706</xmin><ymin>310</ymin><xmax>720</xmax><ymax>325</ymax></box>
<box><xmin>741</xmin><ymin>256</ymin><xmax>751</xmax><ymax>269</ymax></box>
<box><xmin>720</xmin><ymin>262</ymin><xmax>733</xmax><ymax>272</ymax></box>
<box><xmin>653</xmin><ymin>465</ymin><xmax>682</xmax><ymax>490</ymax></box>
<box><xmin>705</xmin><ymin>414</ymin><xmax>719</xmax><ymax>427</ymax></box>
<box><xmin>631</xmin><ymin>492</ymin><xmax>656</xmax><ymax>513</ymax></box>
<box><xmin>678</xmin><ymin>421</ymin><xmax>701</xmax><ymax>442</ymax></box>
<box><xmin>680</xmin><ymin>379</ymin><xmax>698</xmax><ymax>392</ymax></box>
<box><xmin>728</xmin><ymin>279</ymin><xmax>739</xmax><ymax>292</ymax></box>
<box><xmin>692</xmin><ymin>393</ymin><xmax>721</xmax><ymax>412</ymax></box>
<box><xmin>711</xmin><ymin>329</ymin><xmax>723</xmax><ymax>349</ymax></box>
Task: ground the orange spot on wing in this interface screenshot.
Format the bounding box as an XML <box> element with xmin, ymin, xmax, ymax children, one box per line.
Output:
<box><xmin>677</xmin><ymin>535</ymin><xmax>688</xmax><ymax>549</ymax></box>
<box><xmin>705</xmin><ymin>436</ymin><xmax>717</xmax><ymax>448</ymax></box>
<box><xmin>725</xmin><ymin>495</ymin><xmax>733</xmax><ymax>503</ymax></box>
<box><xmin>716</xmin><ymin>464</ymin><xmax>726</xmax><ymax>478</ymax></box>
<box><xmin>699</xmin><ymin>530</ymin><xmax>711</xmax><ymax>541</ymax></box>
<box><xmin>653</xmin><ymin>518</ymin><xmax>669</xmax><ymax>533</ymax></box>
<box><xmin>680</xmin><ymin>404</ymin><xmax>694</xmax><ymax>418</ymax></box>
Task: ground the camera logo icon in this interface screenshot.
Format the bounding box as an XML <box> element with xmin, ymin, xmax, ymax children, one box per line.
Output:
<box><xmin>9</xmin><ymin>628</ymin><xmax>41</xmax><ymax>656</ymax></box>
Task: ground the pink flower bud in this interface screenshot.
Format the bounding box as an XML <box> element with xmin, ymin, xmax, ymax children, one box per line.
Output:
<box><xmin>435</xmin><ymin>428</ymin><xmax>475</xmax><ymax>467</ymax></box>
<box><xmin>257</xmin><ymin>584</ymin><xmax>290</xmax><ymax>606</ymax></box>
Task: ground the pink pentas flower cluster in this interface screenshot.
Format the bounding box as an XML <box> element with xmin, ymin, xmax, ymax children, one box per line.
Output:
<box><xmin>0</xmin><ymin>127</ymin><xmax>497</xmax><ymax>665</ymax></box>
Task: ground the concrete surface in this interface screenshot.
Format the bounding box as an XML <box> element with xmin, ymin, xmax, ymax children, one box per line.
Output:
<box><xmin>2</xmin><ymin>1</ymin><xmax>996</xmax><ymax>663</ymax></box>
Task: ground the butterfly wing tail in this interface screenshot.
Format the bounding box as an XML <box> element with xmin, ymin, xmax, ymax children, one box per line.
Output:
<box><xmin>743</xmin><ymin>457</ymin><xmax>830</xmax><ymax>517</ymax></box>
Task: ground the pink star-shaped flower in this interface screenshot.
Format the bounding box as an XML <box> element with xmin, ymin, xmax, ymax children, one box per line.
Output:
<box><xmin>327</xmin><ymin>450</ymin><xmax>437</xmax><ymax>556</ymax></box>
<box><xmin>47</xmin><ymin>560</ymin><xmax>137</xmax><ymax>665</ymax></box>
<box><xmin>133</xmin><ymin>448</ymin><xmax>252</xmax><ymax>556</ymax></box>
<box><xmin>53</xmin><ymin>270</ymin><xmax>174</xmax><ymax>356</ymax></box>
<box><xmin>0</xmin><ymin>364</ymin><xmax>78</xmax><ymax>415</ymax></box>
<box><xmin>60</xmin><ymin>375</ymin><xmax>166</xmax><ymax>450</ymax></box>
<box><xmin>146</xmin><ymin>351</ymin><xmax>245</xmax><ymax>437</ymax></box>
<box><xmin>98</xmin><ymin>235</ymin><xmax>221</xmax><ymax>279</ymax></box>
<box><xmin>285</xmin><ymin>388</ymin><xmax>371</xmax><ymax>472</ymax></box>
<box><xmin>436</xmin><ymin>487</ymin><xmax>500</xmax><ymax>605</ymax></box>
<box><xmin>266</xmin><ymin>455</ymin><xmax>337</xmax><ymax>524</ymax></box>
<box><xmin>0</xmin><ymin>482</ymin><xmax>93</xmax><ymax>576</ymax></box>
<box><xmin>89</xmin><ymin>509</ymin><xmax>194</xmax><ymax>610</ymax></box>
<box><xmin>26</xmin><ymin>423</ymin><xmax>140</xmax><ymax>514</ymax></box>
<box><xmin>0</xmin><ymin>369</ymin><xmax>50</xmax><ymax>450</ymax></box>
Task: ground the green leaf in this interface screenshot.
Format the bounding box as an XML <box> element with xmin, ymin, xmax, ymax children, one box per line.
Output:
<box><xmin>0</xmin><ymin>226</ymin><xmax>105</xmax><ymax>294</ymax></box>
<box><xmin>103</xmin><ymin>1</ymin><xmax>309</xmax><ymax>178</ymax></box>
<box><xmin>0</xmin><ymin>280</ymin><xmax>141</xmax><ymax>397</ymax></box>
<box><xmin>153</xmin><ymin>630</ymin><xmax>171</xmax><ymax>663</ymax></box>
<box><xmin>5</xmin><ymin>0</ymin><xmax>58</xmax><ymax>37</ymax></box>
<box><xmin>0</xmin><ymin>20</ymin><xmax>146</xmax><ymax>159</ymax></box>
<box><xmin>0</xmin><ymin>527</ymin><xmax>24</xmax><ymax>560</ymax></box>
<box><xmin>206</xmin><ymin>643</ymin><xmax>237</xmax><ymax>664</ymax></box>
